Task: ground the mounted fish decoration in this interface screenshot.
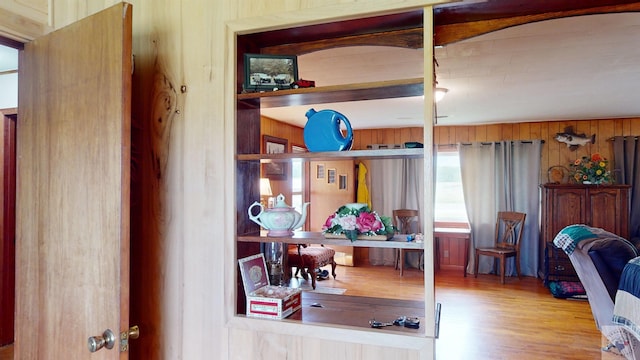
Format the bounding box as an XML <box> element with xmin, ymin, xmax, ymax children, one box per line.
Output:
<box><xmin>554</xmin><ymin>126</ymin><xmax>595</xmax><ymax>151</ymax></box>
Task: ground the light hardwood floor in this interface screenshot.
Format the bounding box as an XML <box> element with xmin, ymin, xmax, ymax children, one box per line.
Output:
<box><xmin>300</xmin><ymin>263</ymin><xmax>623</xmax><ymax>360</ymax></box>
<box><xmin>0</xmin><ymin>265</ymin><xmax>624</xmax><ymax>360</ymax></box>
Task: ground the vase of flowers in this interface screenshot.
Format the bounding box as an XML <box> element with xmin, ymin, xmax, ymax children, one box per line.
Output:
<box><xmin>569</xmin><ymin>153</ymin><xmax>612</xmax><ymax>184</ymax></box>
<box><xmin>322</xmin><ymin>203</ymin><xmax>395</xmax><ymax>242</ymax></box>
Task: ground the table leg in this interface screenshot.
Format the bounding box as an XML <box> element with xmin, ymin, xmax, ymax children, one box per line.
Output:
<box><xmin>463</xmin><ymin>236</ymin><xmax>469</xmax><ymax>277</ymax></box>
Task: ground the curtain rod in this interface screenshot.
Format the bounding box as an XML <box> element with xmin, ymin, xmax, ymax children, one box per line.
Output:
<box><xmin>607</xmin><ymin>136</ymin><xmax>639</xmax><ymax>141</ymax></box>
<box><xmin>437</xmin><ymin>140</ymin><xmax>545</xmax><ymax>147</ymax></box>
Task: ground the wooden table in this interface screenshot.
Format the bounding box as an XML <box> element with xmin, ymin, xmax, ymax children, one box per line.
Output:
<box><xmin>434</xmin><ymin>227</ymin><xmax>471</xmax><ymax>277</ymax></box>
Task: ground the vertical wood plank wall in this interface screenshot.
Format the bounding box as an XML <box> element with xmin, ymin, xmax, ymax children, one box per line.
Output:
<box><xmin>10</xmin><ymin>0</ymin><xmax>638</xmax><ymax>359</ymax></box>
<box><xmin>434</xmin><ymin>118</ymin><xmax>640</xmax><ymax>183</ymax></box>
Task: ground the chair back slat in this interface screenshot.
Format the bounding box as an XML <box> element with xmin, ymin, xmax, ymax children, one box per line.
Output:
<box><xmin>495</xmin><ymin>211</ymin><xmax>526</xmax><ymax>250</ymax></box>
<box><xmin>393</xmin><ymin>209</ymin><xmax>419</xmax><ymax>234</ymax></box>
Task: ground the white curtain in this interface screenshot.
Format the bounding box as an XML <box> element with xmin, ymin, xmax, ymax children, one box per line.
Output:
<box><xmin>367</xmin><ymin>158</ymin><xmax>424</xmax><ymax>266</ymax></box>
<box><xmin>459</xmin><ymin>140</ymin><xmax>542</xmax><ymax>277</ymax></box>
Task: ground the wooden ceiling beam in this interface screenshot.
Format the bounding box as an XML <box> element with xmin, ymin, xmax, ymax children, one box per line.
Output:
<box><xmin>261</xmin><ymin>28</ymin><xmax>424</xmax><ymax>55</ymax></box>
<box><xmin>435</xmin><ymin>2</ymin><xmax>640</xmax><ymax>46</ymax></box>
<box><xmin>257</xmin><ymin>1</ymin><xmax>640</xmax><ymax>55</ymax></box>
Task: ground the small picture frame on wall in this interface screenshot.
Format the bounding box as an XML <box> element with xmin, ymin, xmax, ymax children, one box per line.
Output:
<box><xmin>338</xmin><ymin>174</ymin><xmax>347</xmax><ymax>190</ymax></box>
<box><xmin>327</xmin><ymin>168</ymin><xmax>336</xmax><ymax>184</ymax></box>
<box><xmin>263</xmin><ymin>135</ymin><xmax>288</xmax><ymax>180</ymax></box>
<box><xmin>317</xmin><ymin>164</ymin><xmax>325</xmax><ymax>179</ymax></box>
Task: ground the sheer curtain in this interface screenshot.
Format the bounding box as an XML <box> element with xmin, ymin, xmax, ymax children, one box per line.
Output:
<box><xmin>613</xmin><ymin>136</ymin><xmax>640</xmax><ymax>241</ymax></box>
<box><xmin>459</xmin><ymin>140</ymin><xmax>542</xmax><ymax>277</ymax></box>
<box><xmin>367</xmin><ymin>158</ymin><xmax>424</xmax><ymax>266</ymax></box>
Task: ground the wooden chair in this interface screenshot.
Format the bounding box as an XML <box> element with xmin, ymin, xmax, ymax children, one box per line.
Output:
<box><xmin>287</xmin><ymin>244</ymin><xmax>337</xmax><ymax>289</ymax></box>
<box><xmin>474</xmin><ymin>211</ymin><xmax>526</xmax><ymax>284</ymax></box>
<box><xmin>393</xmin><ymin>209</ymin><xmax>421</xmax><ymax>276</ymax></box>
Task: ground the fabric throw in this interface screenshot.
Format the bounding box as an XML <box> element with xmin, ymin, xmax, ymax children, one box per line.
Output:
<box><xmin>553</xmin><ymin>224</ymin><xmax>601</xmax><ymax>254</ymax></box>
<box><xmin>548</xmin><ymin>281</ymin><xmax>586</xmax><ymax>299</ymax></box>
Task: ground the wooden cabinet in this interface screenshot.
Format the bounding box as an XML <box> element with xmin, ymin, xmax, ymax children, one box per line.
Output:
<box><xmin>540</xmin><ymin>184</ymin><xmax>631</xmax><ymax>283</ymax></box>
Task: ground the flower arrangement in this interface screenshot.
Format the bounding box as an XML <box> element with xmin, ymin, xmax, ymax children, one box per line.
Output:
<box><xmin>569</xmin><ymin>153</ymin><xmax>612</xmax><ymax>184</ymax></box>
<box><xmin>322</xmin><ymin>204</ymin><xmax>395</xmax><ymax>242</ymax></box>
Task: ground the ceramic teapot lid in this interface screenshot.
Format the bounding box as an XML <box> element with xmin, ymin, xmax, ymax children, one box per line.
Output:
<box><xmin>272</xmin><ymin>194</ymin><xmax>291</xmax><ymax>209</ymax></box>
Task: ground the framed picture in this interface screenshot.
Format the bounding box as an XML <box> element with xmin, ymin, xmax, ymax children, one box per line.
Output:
<box><xmin>338</xmin><ymin>174</ymin><xmax>347</xmax><ymax>190</ymax></box>
<box><xmin>263</xmin><ymin>135</ymin><xmax>288</xmax><ymax>180</ymax></box>
<box><xmin>327</xmin><ymin>168</ymin><xmax>336</xmax><ymax>184</ymax></box>
<box><xmin>316</xmin><ymin>164</ymin><xmax>325</xmax><ymax>179</ymax></box>
<box><xmin>243</xmin><ymin>53</ymin><xmax>298</xmax><ymax>92</ymax></box>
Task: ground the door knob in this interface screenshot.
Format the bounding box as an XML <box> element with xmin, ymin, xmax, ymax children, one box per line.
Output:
<box><xmin>88</xmin><ymin>329</ymin><xmax>116</xmax><ymax>352</ymax></box>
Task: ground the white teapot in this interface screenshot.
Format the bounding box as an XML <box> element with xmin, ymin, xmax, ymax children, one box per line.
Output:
<box><xmin>248</xmin><ymin>194</ymin><xmax>310</xmax><ymax>237</ymax></box>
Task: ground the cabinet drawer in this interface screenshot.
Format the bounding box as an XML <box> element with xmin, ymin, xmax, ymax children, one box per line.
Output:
<box><xmin>545</xmin><ymin>242</ymin><xmax>579</xmax><ymax>284</ymax></box>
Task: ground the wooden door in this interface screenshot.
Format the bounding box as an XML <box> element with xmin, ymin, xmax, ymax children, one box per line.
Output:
<box><xmin>587</xmin><ymin>187</ymin><xmax>629</xmax><ymax>238</ymax></box>
<box><xmin>548</xmin><ymin>187</ymin><xmax>586</xmax><ymax>239</ymax></box>
<box><xmin>15</xmin><ymin>3</ymin><xmax>132</xmax><ymax>359</ymax></box>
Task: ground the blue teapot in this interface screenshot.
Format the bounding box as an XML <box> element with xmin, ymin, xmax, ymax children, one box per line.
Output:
<box><xmin>303</xmin><ymin>108</ymin><xmax>353</xmax><ymax>152</ymax></box>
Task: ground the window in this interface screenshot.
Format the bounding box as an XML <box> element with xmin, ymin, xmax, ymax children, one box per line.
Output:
<box><xmin>290</xmin><ymin>145</ymin><xmax>306</xmax><ymax>218</ymax></box>
<box><xmin>434</xmin><ymin>150</ymin><xmax>468</xmax><ymax>223</ymax></box>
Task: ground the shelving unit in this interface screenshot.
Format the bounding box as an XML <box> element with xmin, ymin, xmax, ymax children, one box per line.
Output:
<box><xmin>237</xmin><ymin>78</ymin><xmax>424</xmax><ymax>108</ymax></box>
<box><xmin>237</xmin><ymin>148</ymin><xmax>424</xmax><ymax>162</ymax></box>
<box><xmin>239</xmin><ymin>231</ymin><xmax>424</xmax><ymax>249</ymax></box>
<box><xmin>233</xmin><ymin>9</ymin><xmax>434</xmax><ymax>342</ymax></box>
<box><xmin>235</xmin><ymin>92</ymin><xmax>428</xmax><ymax>331</ymax></box>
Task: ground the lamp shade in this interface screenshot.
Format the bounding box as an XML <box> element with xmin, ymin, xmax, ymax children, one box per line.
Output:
<box><xmin>435</xmin><ymin>87</ymin><xmax>448</xmax><ymax>102</ymax></box>
<box><xmin>260</xmin><ymin>178</ymin><xmax>273</xmax><ymax>196</ymax></box>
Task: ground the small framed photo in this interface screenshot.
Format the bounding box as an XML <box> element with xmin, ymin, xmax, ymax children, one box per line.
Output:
<box><xmin>243</xmin><ymin>53</ymin><xmax>298</xmax><ymax>92</ymax></box>
<box><xmin>316</xmin><ymin>164</ymin><xmax>325</xmax><ymax>179</ymax></box>
<box><xmin>263</xmin><ymin>135</ymin><xmax>288</xmax><ymax>180</ymax></box>
<box><xmin>327</xmin><ymin>168</ymin><xmax>336</xmax><ymax>184</ymax></box>
<box><xmin>338</xmin><ymin>174</ymin><xmax>347</xmax><ymax>190</ymax></box>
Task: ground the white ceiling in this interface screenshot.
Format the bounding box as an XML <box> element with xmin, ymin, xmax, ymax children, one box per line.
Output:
<box><xmin>261</xmin><ymin>12</ymin><xmax>640</xmax><ymax>129</ymax></box>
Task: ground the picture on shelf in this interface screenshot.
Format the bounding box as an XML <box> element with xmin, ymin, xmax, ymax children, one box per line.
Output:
<box><xmin>263</xmin><ymin>135</ymin><xmax>288</xmax><ymax>180</ymax></box>
<box><xmin>243</xmin><ymin>53</ymin><xmax>298</xmax><ymax>92</ymax></box>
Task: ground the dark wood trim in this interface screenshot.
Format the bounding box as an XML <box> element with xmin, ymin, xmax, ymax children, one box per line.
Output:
<box><xmin>262</xmin><ymin>28</ymin><xmax>424</xmax><ymax>55</ymax></box>
<box><xmin>0</xmin><ymin>112</ymin><xmax>16</xmax><ymax>346</ymax></box>
<box><xmin>243</xmin><ymin>1</ymin><xmax>640</xmax><ymax>57</ymax></box>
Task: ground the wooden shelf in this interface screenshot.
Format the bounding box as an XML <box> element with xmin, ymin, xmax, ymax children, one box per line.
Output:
<box><xmin>238</xmin><ymin>231</ymin><xmax>424</xmax><ymax>249</ymax></box>
<box><xmin>286</xmin><ymin>292</ymin><xmax>426</xmax><ymax>336</ymax></box>
<box><xmin>237</xmin><ymin>78</ymin><xmax>424</xmax><ymax>108</ymax></box>
<box><xmin>237</xmin><ymin>148</ymin><xmax>424</xmax><ymax>162</ymax></box>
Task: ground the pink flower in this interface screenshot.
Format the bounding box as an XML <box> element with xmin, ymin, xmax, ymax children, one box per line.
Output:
<box><xmin>322</xmin><ymin>214</ymin><xmax>336</xmax><ymax>230</ymax></box>
<box><xmin>337</xmin><ymin>214</ymin><xmax>357</xmax><ymax>230</ymax></box>
<box><xmin>356</xmin><ymin>212</ymin><xmax>382</xmax><ymax>233</ymax></box>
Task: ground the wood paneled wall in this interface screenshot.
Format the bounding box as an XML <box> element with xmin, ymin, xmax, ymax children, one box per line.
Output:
<box><xmin>261</xmin><ymin>116</ymin><xmax>304</xmax><ymax>199</ymax></box>
<box><xmin>435</xmin><ymin>118</ymin><xmax>640</xmax><ymax>182</ymax></box>
<box><xmin>353</xmin><ymin>127</ymin><xmax>424</xmax><ymax>150</ymax></box>
<box><xmin>333</xmin><ymin>118</ymin><xmax>640</xmax><ymax>185</ymax></box>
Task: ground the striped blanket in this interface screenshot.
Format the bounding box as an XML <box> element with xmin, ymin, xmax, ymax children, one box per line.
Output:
<box><xmin>613</xmin><ymin>256</ymin><xmax>640</xmax><ymax>342</ymax></box>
